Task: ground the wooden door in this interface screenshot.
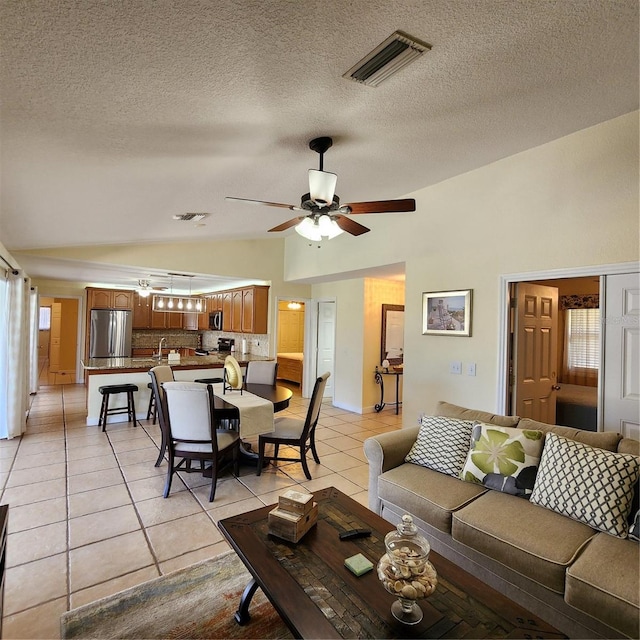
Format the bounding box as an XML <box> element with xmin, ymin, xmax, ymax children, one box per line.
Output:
<box><xmin>49</xmin><ymin>303</ymin><xmax>62</xmax><ymax>372</ymax></box>
<box><xmin>602</xmin><ymin>272</ymin><xmax>640</xmax><ymax>439</ymax></box>
<box><xmin>513</xmin><ymin>282</ymin><xmax>559</xmax><ymax>422</ymax></box>
<box><xmin>278</xmin><ymin>309</ymin><xmax>304</xmax><ymax>352</ymax></box>
<box><xmin>59</xmin><ymin>299</ymin><xmax>78</xmax><ymax>371</ymax></box>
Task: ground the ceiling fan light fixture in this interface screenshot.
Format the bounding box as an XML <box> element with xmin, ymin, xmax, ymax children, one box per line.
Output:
<box><xmin>308</xmin><ymin>169</ymin><xmax>337</xmax><ymax>207</ymax></box>
<box><xmin>318</xmin><ymin>214</ymin><xmax>344</xmax><ymax>239</ymax></box>
<box><xmin>295</xmin><ymin>217</ymin><xmax>322</xmax><ymax>241</ymax></box>
<box><xmin>137</xmin><ymin>278</ymin><xmax>152</xmax><ymax>297</ymax></box>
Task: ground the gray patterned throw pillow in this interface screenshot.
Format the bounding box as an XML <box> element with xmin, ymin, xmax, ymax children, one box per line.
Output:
<box><xmin>530</xmin><ymin>432</ymin><xmax>640</xmax><ymax>538</ymax></box>
<box><xmin>405</xmin><ymin>415</ymin><xmax>474</xmax><ymax>477</ymax></box>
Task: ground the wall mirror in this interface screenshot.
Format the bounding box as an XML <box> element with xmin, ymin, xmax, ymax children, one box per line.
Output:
<box><xmin>381</xmin><ymin>304</ymin><xmax>405</xmax><ymax>365</ymax></box>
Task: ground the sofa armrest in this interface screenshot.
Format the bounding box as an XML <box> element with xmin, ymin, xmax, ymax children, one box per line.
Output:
<box><xmin>364</xmin><ymin>426</ymin><xmax>420</xmax><ymax>514</ymax></box>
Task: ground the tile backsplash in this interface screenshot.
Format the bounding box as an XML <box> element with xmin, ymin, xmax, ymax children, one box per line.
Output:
<box><xmin>132</xmin><ymin>329</ymin><xmax>270</xmax><ymax>357</ymax></box>
<box><xmin>201</xmin><ymin>331</ymin><xmax>269</xmax><ymax>356</ymax></box>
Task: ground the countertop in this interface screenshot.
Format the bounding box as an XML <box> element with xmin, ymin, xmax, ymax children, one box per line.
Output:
<box><xmin>82</xmin><ymin>353</ymin><xmax>273</xmax><ymax>371</ymax></box>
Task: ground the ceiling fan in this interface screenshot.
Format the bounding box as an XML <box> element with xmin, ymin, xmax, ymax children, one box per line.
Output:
<box><xmin>136</xmin><ymin>279</ymin><xmax>168</xmax><ymax>297</ymax></box>
<box><xmin>226</xmin><ymin>137</ymin><xmax>416</xmax><ymax>240</ymax></box>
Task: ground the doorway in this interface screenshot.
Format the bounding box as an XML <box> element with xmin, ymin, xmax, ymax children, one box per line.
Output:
<box><xmin>499</xmin><ymin>262</ymin><xmax>639</xmax><ymax>433</ymax></box>
<box><xmin>274</xmin><ymin>299</ymin><xmax>306</xmax><ymax>392</ymax></box>
<box><xmin>508</xmin><ymin>276</ymin><xmax>599</xmax><ymax>429</ymax></box>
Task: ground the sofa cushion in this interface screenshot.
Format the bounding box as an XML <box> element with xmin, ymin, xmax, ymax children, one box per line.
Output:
<box><xmin>452</xmin><ymin>490</ymin><xmax>595</xmax><ymax>593</ymax></box>
<box><xmin>405</xmin><ymin>415</ymin><xmax>474</xmax><ymax>477</ymax></box>
<box><xmin>565</xmin><ymin>533</ymin><xmax>639</xmax><ymax>639</ymax></box>
<box><xmin>460</xmin><ymin>423</ymin><xmax>544</xmax><ymax>496</ymax></box>
<box><xmin>518</xmin><ymin>417</ymin><xmax>622</xmax><ymax>451</ymax></box>
<box><xmin>436</xmin><ymin>401</ymin><xmax>520</xmax><ymax>428</ymax></box>
<box><xmin>379</xmin><ymin>463</ymin><xmax>487</xmax><ymax>533</ymax></box>
<box><xmin>618</xmin><ymin>437</ymin><xmax>640</xmax><ymax>456</ymax></box>
<box><xmin>530</xmin><ymin>433</ymin><xmax>640</xmax><ymax>538</ymax></box>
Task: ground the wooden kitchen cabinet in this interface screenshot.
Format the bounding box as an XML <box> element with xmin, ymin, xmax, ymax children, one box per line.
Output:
<box><xmin>242</xmin><ymin>285</ymin><xmax>268</xmax><ymax>333</ymax></box>
<box><xmin>132</xmin><ymin>296</ymin><xmax>152</xmax><ymax>328</ymax></box>
<box><xmin>87</xmin><ymin>288</ymin><xmax>133</xmax><ymax>310</ymax></box>
<box><xmin>216</xmin><ymin>285</ymin><xmax>269</xmax><ymax>334</ymax></box>
<box><xmin>232</xmin><ymin>290</ymin><xmax>243</xmax><ymax>332</ymax></box>
<box><xmin>198</xmin><ymin>296</ymin><xmax>211</xmax><ymax>330</ymax></box>
<box><xmin>149</xmin><ymin>310</ymin><xmax>184</xmax><ymax>329</ymax></box>
<box><xmin>183</xmin><ymin>312</ymin><xmax>199</xmax><ymax>330</ymax></box>
<box><xmin>222</xmin><ymin>292</ymin><xmax>233</xmax><ymax>331</ymax></box>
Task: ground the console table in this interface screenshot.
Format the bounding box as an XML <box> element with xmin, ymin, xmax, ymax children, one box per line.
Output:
<box><xmin>374</xmin><ymin>367</ymin><xmax>403</xmax><ymax>414</ymax></box>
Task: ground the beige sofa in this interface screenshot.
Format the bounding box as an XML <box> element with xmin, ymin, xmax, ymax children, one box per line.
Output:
<box><xmin>364</xmin><ymin>401</ymin><xmax>640</xmax><ymax>639</ymax></box>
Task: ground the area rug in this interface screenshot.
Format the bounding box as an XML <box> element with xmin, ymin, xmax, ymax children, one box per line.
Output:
<box><xmin>61</xmin><ymin>551</ymin><xmax>293</xmax><ymax>639</ymax></box>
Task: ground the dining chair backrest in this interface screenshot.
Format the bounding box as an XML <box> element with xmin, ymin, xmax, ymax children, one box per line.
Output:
<box><xmin>245</xmin><ymin>360</ymin><xmax>278</xmax><ymax>386</ymax></box>
<box><xmin>301</xmin><ymin>372</ymin><xmax>330</xmax><ymax>439</ymax></box>
<box><xmin>162</xmin><ymin>381</ymin><xmax>216</xmax><ymax>450</ymax></box>
<box><xmin>149</xmin><ymin>365</ymin><xmax>174</xmax><ymax>400</ymax></box>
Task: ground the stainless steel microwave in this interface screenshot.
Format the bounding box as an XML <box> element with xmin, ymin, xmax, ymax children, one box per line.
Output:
<box><xmin>209</xmin><ymin>311</ymin><xmax>223</xmax><ymax>331</ymax></box>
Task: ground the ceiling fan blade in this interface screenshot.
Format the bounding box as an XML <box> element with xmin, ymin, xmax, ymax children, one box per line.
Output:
<box><xmin>342</xmin><ymin>198</ymin><xmax>416</xmax><ymax>214</ymax></box>
<box><xmin>225</xmin><ymin>196</ymin><xmax>302</xmax><ymax>211</ymax></box>
<box><xmin>268</xmin><ymin>216</ymin><xmax>305</xmax><ymax>233</ymax></box>
<box><xmin>334</xmin><ymin>214</ymin><xmax>370</xmax><ymax>236</ymax></box>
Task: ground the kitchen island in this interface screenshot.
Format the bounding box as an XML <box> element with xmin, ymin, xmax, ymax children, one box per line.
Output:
<box><xmin>82</xmin><ymin>354</ymin><xmax>273</xmax><ymax>426</ymax></box>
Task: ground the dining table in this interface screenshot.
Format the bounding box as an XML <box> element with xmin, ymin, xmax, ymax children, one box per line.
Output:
<box><xmin>194</xmin><ymin>380</ymin><xmax>293</xmax><ymax>466</ymax></box>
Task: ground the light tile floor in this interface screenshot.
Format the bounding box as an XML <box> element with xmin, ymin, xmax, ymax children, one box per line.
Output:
<box><xmin>1</xmin><ymin>366</ymin><xmax>401</xmax><ymax>639</ymax></box>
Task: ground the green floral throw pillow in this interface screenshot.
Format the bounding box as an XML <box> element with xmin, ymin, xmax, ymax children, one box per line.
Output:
<box><xmin>460</xmin><ymin>422</ymin><xmax>544</xmax><ymax>497</ymax></box>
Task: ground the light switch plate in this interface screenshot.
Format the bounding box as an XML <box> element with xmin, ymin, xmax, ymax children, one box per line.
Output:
<box><xmin>467</xmin><ymin>363</ymin><xmax>476</xmax><ymax>376</ymax></box>
<box><xmin>449</xmin><ymin>361</ymin><xmax>462</xmax><ymax>375</ymax></box>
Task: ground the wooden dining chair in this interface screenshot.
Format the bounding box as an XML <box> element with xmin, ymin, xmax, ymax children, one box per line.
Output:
<box><xmin>148</xmin><ymin>365</ymin><xmax>175</xmax><ymax>466</ymax></box>
<box><xmin>162</xmin><ymin>381</ymin><xmax>240</xmax><ymax>502</ymax></box>
<box><xmin>256</xmin><ymin>372</ymin><xmax>330</xmax><ymax>480</ymax></box>
<box><xmin>244</xmin><ymin>360</ymin><xmax>278</xmax><ymax>386</ymax></box>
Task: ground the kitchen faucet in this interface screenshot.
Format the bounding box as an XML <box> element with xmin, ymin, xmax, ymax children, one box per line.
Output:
<box><xmin>155</xmin><ymin>337</ymin><xmax>166</xmax><ymax>360</ymax></box>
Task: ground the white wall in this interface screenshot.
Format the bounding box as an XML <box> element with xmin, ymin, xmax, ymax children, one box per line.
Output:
<box><xmin>287</xmin><ymin>112</ymin><xmax>639</xmax><ymax>424</ymax></box>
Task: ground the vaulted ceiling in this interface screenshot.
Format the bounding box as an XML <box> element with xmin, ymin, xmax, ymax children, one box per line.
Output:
<box><xmin>1</xmin><ymin>1</ymin><xmax>637</xmax><ymax>287</ymax></box>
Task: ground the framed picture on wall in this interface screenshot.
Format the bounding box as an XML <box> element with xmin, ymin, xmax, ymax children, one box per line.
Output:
<box><xmin>422</xmin><ymin>289</ymin><xmax>472</xmax><ymax>336</ymax></box>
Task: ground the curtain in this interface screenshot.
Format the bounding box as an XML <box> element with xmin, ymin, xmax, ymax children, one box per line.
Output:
<box><xmin>0</xmin><ymin>270</ymin><xmax>30</xmax><ymax>439</ymax></box>
<box><xmin>29</xmin><ymin>287</ymin><xmax>39</xmax><ymax>395</ymax></box>
<box><xmin>563</xmin><ymin>308</ymin><xmax>600</xmax><ymax>386</ymax></box>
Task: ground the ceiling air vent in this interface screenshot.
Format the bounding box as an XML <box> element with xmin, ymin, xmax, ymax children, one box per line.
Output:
<box><xmin>173</xmin><ymin>213</ymin><xmax>209</xmax><ymax>222</ymax></box>
<box><xmin>343</xmin><ymin>31</ymin><xmax>431</xmax><ymax>87</ymax></box>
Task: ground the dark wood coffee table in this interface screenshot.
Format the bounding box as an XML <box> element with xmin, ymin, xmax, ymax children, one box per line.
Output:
<box><xmin>218</xmin><ymin>487</ymin><xmax>566</xmax><ymax>639</ymax></box>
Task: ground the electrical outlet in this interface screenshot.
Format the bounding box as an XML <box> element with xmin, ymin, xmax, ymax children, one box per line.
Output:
<box><xmin>467</xmin><ymin>363</ymin><xmax>476</xmax><ymax>376</ymax></box>
<box><xmin>449</xmin><ymin>361</ymin><xmax>462</xmax><ymax>375</ymax></box>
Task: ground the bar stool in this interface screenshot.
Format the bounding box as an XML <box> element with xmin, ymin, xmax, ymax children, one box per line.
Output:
<box><xmin>98</xmin><ymin>384</ymin><xmax>139</xmax><ymax>431</ymax></box>
<box><xmin>146</xmin><ymin>382</ymin><xmax>157</xmax><ymax>423</ymax></box>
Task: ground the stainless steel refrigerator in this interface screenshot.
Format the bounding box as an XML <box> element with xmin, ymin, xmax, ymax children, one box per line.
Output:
<box><xmin>89</xmin><ymin>309</ymin><xmax>133</xmax><ymax>358</ymax></box>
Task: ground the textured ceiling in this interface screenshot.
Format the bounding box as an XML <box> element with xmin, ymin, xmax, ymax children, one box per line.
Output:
<box><xmin>0</xmin><ymin>0</ymin><xmax>638</xmax><ymax>286</ymax></box>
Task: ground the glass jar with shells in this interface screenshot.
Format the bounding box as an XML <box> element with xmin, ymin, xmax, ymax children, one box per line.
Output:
<box><xmin>377</xmin><ymin>514</ymin><xmax>437</xmax><ymax>625</ymax></box>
